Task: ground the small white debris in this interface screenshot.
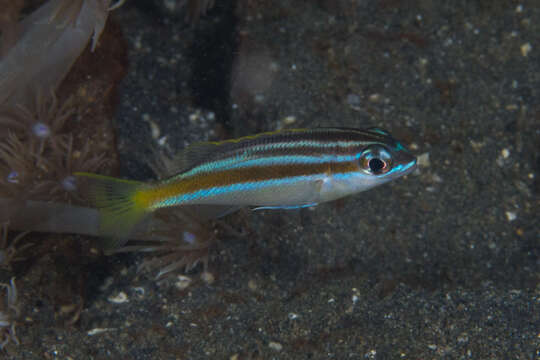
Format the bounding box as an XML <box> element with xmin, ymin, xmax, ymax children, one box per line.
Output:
<box><xmin>108</xmin><ymin>292</ymin><xmax>128</xmax><ymax>304</ymax></box>
<box><xmin>175</xmin><ymin>275</ymin><xmax>192</xmax><ymax>290</ymax></box>
<box><xmin>268</xmin><ymin>341</ymin><xmax>283</xmax><ymax>351</ymax></box>
<box><xmin>87</xmin><ymin>328</ymin><xmax>115</xmax><ymax>336</ymax></box>
<box><xmin>428</xmin><ymin>344</ymin><xmax>437</xmax><ymax>350</ymax></box>
<box><xmin>515</xmin><ymin>4</ymin><xmax>523</xmax><ymax>13</ymax></box>
<box><xmin>201</xmin><ymin>271</ymin><xmax>215</xmax><ymax>285</ymax></box>
<box><xmin>416</xmin><ymin>152</ymin><xmax>430</xmax><ymax>167</ymax></box>
<box><xmin>431</xmin><ymin>173</ymin><xmax>443</xmax><ymax>183</ymax></box>
<box><xmin>505</xmin><ymin>211</ymin><xmax>517</xmax><ymax>222</ymax></box>
<box><xmin>501</xmin><ymin>148</ymin><xmax>510</xmax><ymax>159</ymax></box>
<box><xmin>520</xmin><ymin>43</ymin><xmax>532</xmax><ymax>57</ymax></box>
<box><xmin>282</xmin><ymin>115</ymin><xmax>296</xmax><ymax>125</ymax></box>
<box><xmin>189</xmin><ymin>112</ymin><xmax>200</xmax><ymax>122</ymax></box>
<box><xmin>149</xmin><ymin>121</ymin><xmax>160</xmax><ymax>139</ymax></box>
<box><xmin>506</xmin><ymin>104</ymin><xmax>519</xmax><ymax>111</ymax></box>
<box><xmin>365</xmin><ymin>349</ymin><xmax>377</xmax><ymax>358</ymax></box>
<box><xmin>157</xmin><ymin>136</ymin><xmax>168</xmax><ymax>146</ymax></box>
<box><xmin>132</xmin><ymin>287</ymin><xmax>145</xmax><ymax>297</ymax></box>
<box><xmin>288</xmin><ymin>312</ymin><xmax>299</xmax><ymax>320</ymax></box>
<box><xmin>469</xmin><ymin>139</ymin><xmax>485</xmax><ymax>151</ymax></box>
<box><xmin>368</xmin><ymin>93</ymin><xmax>381</xmax><ymax>103</ymax></box>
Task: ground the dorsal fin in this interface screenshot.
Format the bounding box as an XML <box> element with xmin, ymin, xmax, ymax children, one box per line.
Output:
<box><xmin>366</xmin><ymin>127</ymin><xmax>390</xmax><ymax>136</ymax></box>
<box><xmin>175</xmin><ymin>141</ymin><xmax>224</xmax><ymax>173</ymax></box>
<box><xmin>148</xmin><ymin>142</ymin><xmax>224</xmax><ymax>179</ymax></box>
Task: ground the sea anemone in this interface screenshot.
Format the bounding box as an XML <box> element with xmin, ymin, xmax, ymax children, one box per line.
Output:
<box><xmin>0</xmin><ymin>129</ymin><xmax>110</xmax><ymax>205</ymax></box>
<box><xmin>0</xmin><ymin>132</ymin><xmax>36</xmax><ymax>200</ymax></box>
<box><xmin>117</xmin><ymin>209</ymin><xmax>216</xmax><ymax>279</ymax></box>
<box><xmin>0</xmin><ymin>223</ymin><xmax>32</xmax><ymax>270</ymax></box>
<box><xmin>31</xmin><ymin>134</ymin><xmax>110</xmax><ymax>204</ymax></box>
<box><xmin>0</xmin><ymin>89</ymin><xmax>76</xmax><ymax>155</ymax></box>
<box><xmin>0</xmin><ymin>0</ymin><xmax>126</xmax><ymax>109</ymax></box>
<box><xmin>0</xmin><ymin>277</ymin><xmax>19</xmax><ymax>349</ymax></box>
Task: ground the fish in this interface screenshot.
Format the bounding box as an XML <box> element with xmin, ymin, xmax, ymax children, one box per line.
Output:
<box><xmin>75</xmin><ymin>127</ymin><xmax>417</xmax><ymax>249</ymax></box>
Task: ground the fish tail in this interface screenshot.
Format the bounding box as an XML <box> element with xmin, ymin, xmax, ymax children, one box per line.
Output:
<box><xmin>75</xmin><ymin>172</ymin><xmax>153</xmax><ymax>250</ymax></box>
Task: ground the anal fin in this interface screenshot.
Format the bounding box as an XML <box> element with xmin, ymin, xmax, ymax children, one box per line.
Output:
<box><xmin>252</xmin><ymin>203</ymin><xmax>318</xmax><ymax>211</ymax></box>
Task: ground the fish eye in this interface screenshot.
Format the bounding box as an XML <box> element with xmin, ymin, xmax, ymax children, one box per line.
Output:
<box><xmin>368</xmin><ymin>158</ymin><xmax>385</xmax><ymax>173</ymax></box>
<box><xmin>359</xmin><ymin>146</ymin><xmax>392</xmax><ymax>175</ymax></box>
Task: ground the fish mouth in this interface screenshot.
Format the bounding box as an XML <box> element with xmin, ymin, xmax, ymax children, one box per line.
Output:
<box><xmin>402</xmin><ymin>156</ymin><xmax>417</xmax><ymax>175</ymax></box>
<box><xmin>392</xmin><ymin>151</ymin><xmax>417</xmax><ymax>177</ymax></box>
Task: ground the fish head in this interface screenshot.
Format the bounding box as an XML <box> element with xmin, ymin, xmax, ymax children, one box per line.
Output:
<box><xmin>318</xmin><ymin>127</ymin><xmax>417</xmax><ymax>202</ymax></box>
<box><xmin>351</xmin><ymin>128</ymin><xmax>417</xmax><ymax>190</ymax></box>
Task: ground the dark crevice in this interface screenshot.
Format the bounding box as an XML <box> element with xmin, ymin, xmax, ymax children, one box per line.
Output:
<box><xmin>186</xmin><ymin>0</ymin><xmax>237</xmax><ymax>132</ymax></box>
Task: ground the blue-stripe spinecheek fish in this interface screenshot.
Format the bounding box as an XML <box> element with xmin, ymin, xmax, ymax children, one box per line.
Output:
<box><xmin>75</xmin><ymin>127</ymin><xmax>417</xmax><ymax>249</ymax></box>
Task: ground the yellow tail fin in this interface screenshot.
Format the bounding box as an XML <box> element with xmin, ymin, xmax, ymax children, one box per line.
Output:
<box><xmin>75</xmin><ymin>172</ymin><xmax>151</xmax><ymax>250</ymax></box>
